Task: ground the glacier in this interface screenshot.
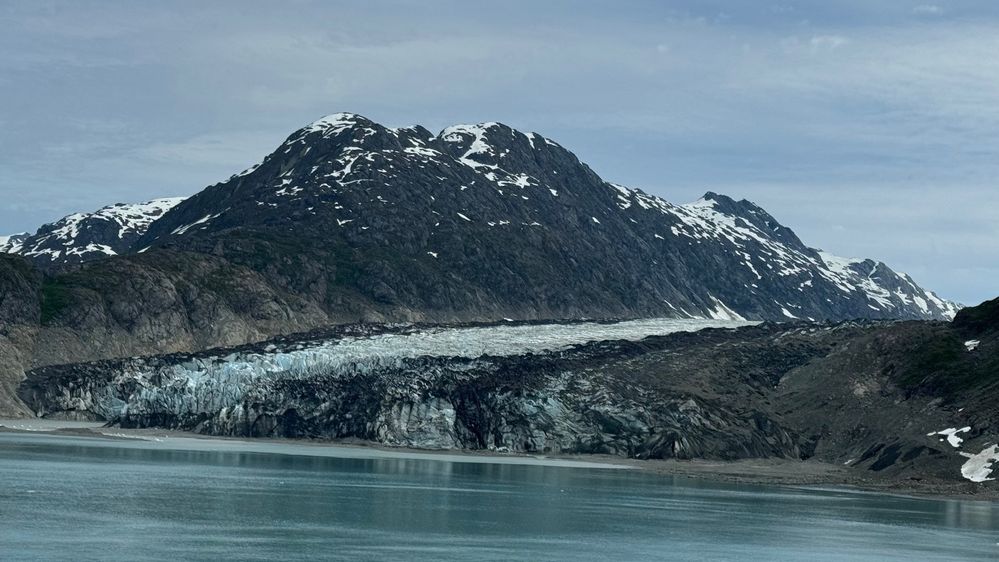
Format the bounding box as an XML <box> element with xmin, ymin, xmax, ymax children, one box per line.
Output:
<box><xmin>22</xmin><ymin>318</ymin><xmax>809</xmax><ymax>457</ymax></box>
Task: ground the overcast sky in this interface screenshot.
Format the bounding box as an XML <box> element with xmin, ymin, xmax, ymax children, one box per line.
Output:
<box><xmin>1</xmin><ymin>1</ymin><xmax>996</xmax><ymax>304</ymax></box>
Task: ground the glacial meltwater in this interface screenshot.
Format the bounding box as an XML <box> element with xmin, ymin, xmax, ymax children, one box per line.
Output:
<box><xmin>1</xmin><ymin>433</ymin><xmax>997</xmax><ymax>561</ymax></box>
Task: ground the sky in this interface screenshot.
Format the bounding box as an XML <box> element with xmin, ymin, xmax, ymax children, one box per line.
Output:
<box><xmin>1</xmin><ymin>1</ymin><xmax>997</xmax><ymax>305</ymax></box>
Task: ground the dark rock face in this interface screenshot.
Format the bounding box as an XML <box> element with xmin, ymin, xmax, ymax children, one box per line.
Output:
<box><xmin>775</xmin><ymin>315</ymin><xmax>999</xmax><ymax>484</ymax></box>
<box><xmin>28</xmin><ymin>250</ymin><xmax>332</xmax><ymax>369</ymax></box>
<box><xmin>0</xmin><ymin>256</ymin><xmax>40</xmax><ymax>416</ymax></box>
<box><xmin>1</xmin><ymin>198</ymin><xmax>183</xmax><ymax>267</ymax></box>
<box><xmin>953</xmin><ymin>296</ymin><xmax>999</xmax><ymax>335</ymax></box>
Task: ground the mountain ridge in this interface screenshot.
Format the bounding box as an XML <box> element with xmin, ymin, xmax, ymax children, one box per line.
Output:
<box><xmin>0</xmin><ymin>112</ymin><xmax>968</xmax><ymax>419</ymax></box>
<box><xmin>133</xmin><ymin>112</ymin><xmax>958</xmax><ymax>321</ymax></box>
<box><xmin>1</xmin><ymin>112</ymin><xmax>958</xmax><ymax>321</ymax></box>
<box><xmin>1</xmin><ymin>198</ymin><xmax>185</xmax><ymax>266</ymax></box>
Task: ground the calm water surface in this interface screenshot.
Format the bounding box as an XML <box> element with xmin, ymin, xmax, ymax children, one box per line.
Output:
<box><xmin>1</xmin><ymin>432</ymin><xmax>996</xmax><ymax>561</ymax></box>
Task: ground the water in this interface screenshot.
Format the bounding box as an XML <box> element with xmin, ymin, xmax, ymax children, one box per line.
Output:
<box><xmin>1</xmin><ymin>433</ymin><xmax>996</xmax><ymax>561</ymax></box>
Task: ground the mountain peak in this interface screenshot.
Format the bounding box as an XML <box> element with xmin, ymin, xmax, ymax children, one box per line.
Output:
<box><xmin>2</xmin><ymin>197</ymin><xmax>185</xmax><ymax>266</ymax></box>
<box><xmin>280</xmin><ymin>113</ymin><xmax>385</xmax><ymax>147</ymax></box>
<box><xmin>304</xmin><ymin>112</ymin><xmax>374</xmax><ymax>133</ymax></box>
<box><xmin>439</xmin><ymin>121</ymin><xmax>516</xmax><ymax>139</ymax></box>
<box><xmin>0</xmin><ymin>233</ymin><xmax>29</xmax><ymax>254</ymax></box>
<box><xmin>438</xmin><ymin>121</ymin><xmax>534</xmax><ymax>150</ymax></box>
<box><xmin>697</xmin><ymin>191</ymin><xmax>758</xmax><ymax>212</ymax></box>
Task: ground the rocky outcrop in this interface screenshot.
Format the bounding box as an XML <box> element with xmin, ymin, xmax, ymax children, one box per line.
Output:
<box><xmin>29</xmin><ymin>250</ymin><xmax>333</xmax><ymax>368</ymax></box>
<box><xmin>0</xmin><ymin>256</ymin><xmax>41</xmax><ymax>416</ymax></box>
<box><xmin>952</xmin><ymin>296</ymin><xmax>999</xmax><ymax>336</ymax></box>
<box><xmin>775</xmin><ymin>315</ymin><xmax>999</xmax><ymax>484</ymax></box>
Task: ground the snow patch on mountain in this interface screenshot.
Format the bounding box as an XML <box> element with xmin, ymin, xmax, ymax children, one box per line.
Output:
<box><xmin>171</xmin><ymin>212</ymin><xmax>223</xmax><ymax>235</ymax></box>
<box><xmin>437</xmin><ymin>123</ymin><xmax>543</xmax><ymax>190</ymax></box>
<box><xmin>707</xmin><ymin>296</ymin><xmax>746</xmax><ymax>321</ymax></box>
<box><xmin>304</xmin><ymin>112</ymin><xmax>370</xmax><ymax>138</ymax></box>
<box><xmin>440</xmin><ymin>123</ymin><xmax>500</xmax><ymax>169</ymax></box>
<box><xmin>960</xmin><ymin>445</ymin><xmax>999</xmax><ymax>482</ymax></box>
<box><xmin>927</xmin><ymin>426</ymin><xmax>971</xmax><ymax>448</ymax></box>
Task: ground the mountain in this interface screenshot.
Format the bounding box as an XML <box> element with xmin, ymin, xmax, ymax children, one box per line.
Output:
<box><xmin>0</xmin><ymin>112</ymin><xmax>963</xmax><ymax>416</ymax></box>
<box><xmin>0</xmin><ymin>198</ymin><xmax>184</xmax><ymax>266</ymax></box>
<box><xmin>129</xmin><ymin>112</ymin><xmax>956</xmax><ymax>321</ymax></box>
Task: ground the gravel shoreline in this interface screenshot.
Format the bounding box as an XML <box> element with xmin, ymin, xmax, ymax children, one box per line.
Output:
<box><xmin>3</xmin><ymin>420</ymin><xmax>997</xmax><ymax>502</ymax></box>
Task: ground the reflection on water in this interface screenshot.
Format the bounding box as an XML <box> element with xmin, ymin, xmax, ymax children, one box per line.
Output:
<box><xmin>1</xmin><ymin>433</ymin><xmax>997</xmax><ymax>561</ymax></box>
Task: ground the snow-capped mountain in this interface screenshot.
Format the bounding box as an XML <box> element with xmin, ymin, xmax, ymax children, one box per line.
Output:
<box><xmin>1</xmin><ymin>198</ymin><xmax>185</xmax><ymax>266</ymax></box>
<box><xmin>127</xmin><ymin>112</ymin><xmax>956</xmax><ymax>321</ymax></box>
<box><xmin>0</xmin><ymin>233</ymin><xmax>29</xmax><ymax>254</ymax></box>
<box><xmin>815</xmin><ymin>251</ymin><xmax>959</xmax><ymax>320</ymax></box>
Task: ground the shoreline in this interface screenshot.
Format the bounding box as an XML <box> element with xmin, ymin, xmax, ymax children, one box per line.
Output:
<box><xmin>2</xmin><ymin>420</ymin><xmax>996</xmax><ymax>502</ymax></box>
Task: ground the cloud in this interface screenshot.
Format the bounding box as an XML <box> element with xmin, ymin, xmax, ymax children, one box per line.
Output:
<box><xmin>808</xmin><ymin>34</ymin><xmax>850</xmax><ymax>50</ymax></box>
<box><xmin>913</xmin><ymin>5</ymin><xmax>943</xmax><ymax>16</ymax></box>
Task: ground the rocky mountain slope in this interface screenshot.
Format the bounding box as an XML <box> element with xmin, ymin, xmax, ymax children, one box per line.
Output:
<box><xmin>19</xmin><ymin>297</ymin><xmax>999</xmax><ymax>490</ymax></box>
<box><xmin>3</xmin><ymin>113</ymin><xmax>956</xmax><ymax>322</ymax></box>
<box><xmin>0</xmin><ymin>256</ymin><xmax>40</xmax><ymax>417</ymax></box>
<box><xmin>129</xmin><ymin>113</ymin><xmax>956</xmax><ymax>322</ymax></box>
<box><xmin>0</xmin><ymin>198</ymin><xmax>184</xmax><ymax>267</ymax></box>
